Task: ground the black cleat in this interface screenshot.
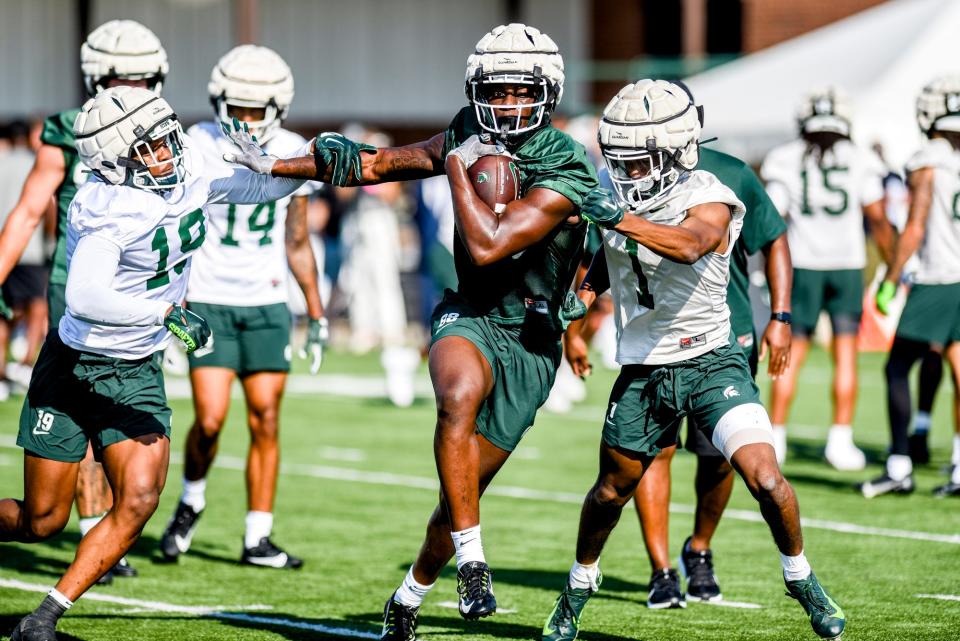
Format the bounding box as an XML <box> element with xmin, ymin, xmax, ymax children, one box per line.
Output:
<box><xmin>456</xmin><ymin>561</ymin><xmax>496</xmax><ymax>620</ymax></box>
<box><xmin>381</xmin><ymin>593</ymin><xmax>419</xmax><ymax>641</ymax></box>
<box><xmin>95</xmin><ymin>570</ymin><xmax>113</xmax><ymax>585</ymax></box>
<box><xmin>860</xmin><ymin>473</ymin><xmax>914</xmax><ymax>498</ymax></box>
<box><xmin>933</xmin><ymin>481</ymin><xmax>960</xmax><ymax>497</ymax></box>
<box><xmin>241</xmin><ymin>537</ymin><xmax>303</xmax><ymax>569</ymax></box>
<box><xmin>159</xmin><ymin>501</ymin><xmax>203</xmax><ymax>562</ymax></box>
<box><xmin>647</xmin><ymin>568</ymin><xmax>686</xmax><ymax>609</ymax></box>
<box><xmin>111</xmin><ymin>556</ymin><xmax>138</xmax><ymax>578</ymax></box>
<box><xmin>908</xmin><ymin>433</ymin><xmax>930</xmax><ymax>465</ymax></box>
<box><xmin>10</xmin><ymin>613</ymin><xmax>58</xmax><ymax>641</ymax></box>
<box><xmin>679</xmin><ymin>537</ymin><xmax>721</xmax><ymax>602</ymax></box>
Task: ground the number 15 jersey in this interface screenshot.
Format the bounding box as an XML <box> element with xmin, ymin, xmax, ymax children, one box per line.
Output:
<box><xmin>601</xmin><ymin>170</ymin><xmax>745</xmax><ymax>365</ymax></box>
<box><xmin>186</xmin><ymin>121</ymin><xmax>314</xmax><ymax>306</ymax></box>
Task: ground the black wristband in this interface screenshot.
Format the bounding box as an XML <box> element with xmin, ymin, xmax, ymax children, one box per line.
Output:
<box><xmin>770</xmin><ymin>311</ymin><xmax>792</xmax><ymax>325</ymax></box>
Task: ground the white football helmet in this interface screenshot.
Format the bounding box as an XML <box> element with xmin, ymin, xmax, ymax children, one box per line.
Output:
<box><xmin>465</xmin><ymin>23</ymin><xmax>564</xmax><ymax>138</ymax></box>
<box><xmin>208</xmin><ymin>45</ymin><xmax>295</xmax><ymax>144</ymax></box>
<box><xmin>917</xmin><ymin>75</ymin><xmax>960</xmax><ymax>136</ymax></box>
<box><xmin>598</xmin><ymin>79</ymin><xmax>700</xmax><ymax>211</ymax></box>
<box><xmin>74</xmin><ymin>86</ymin><xmax>186</xmax><ymax>191</ymax></box>
<box><xmin>81</xmin><ymin>20</ymin><xmax>169</xmax><ymax>96</ymax></box>
<box><xmin>796</xmin><ymin>88</ymin><xmax>852</xmax><ymax>138</ymax></box>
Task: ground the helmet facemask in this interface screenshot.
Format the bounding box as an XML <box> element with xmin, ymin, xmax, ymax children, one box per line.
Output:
<box><xmin>214</xmin><ymin>96</ymin><xmax>283</xmax><ymax>144</ymax></box>
<box><xmin>121</xmin><ymin>116</ymin><xmax>186</xmax><ymax>190</ymax></box>
<box><xmin>469</xmin><ymin>70</ymin><xmax>556</xmax><ymax>138</ymax></box>
<box><xmin>602</xmin><ymin>141</ymin><xmax>685</xmax><ymax>211</ymax></box>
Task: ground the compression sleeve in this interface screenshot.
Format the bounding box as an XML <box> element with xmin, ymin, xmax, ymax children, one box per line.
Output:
<box><xmin>65</xmin><ymin>235</ymin><xmax>171</xmax><ymax>327</ymax></box>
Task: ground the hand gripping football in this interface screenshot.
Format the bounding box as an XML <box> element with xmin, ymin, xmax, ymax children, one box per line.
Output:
<box><xmin>468</xmin><ymin>155</ymin><xmax>520</xmax><ymax>214</ymax></box>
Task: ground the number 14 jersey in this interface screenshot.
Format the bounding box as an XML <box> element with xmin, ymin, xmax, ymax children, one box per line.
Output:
<box><xmin>601</xmin><ymin>170</ymin><xmax>745</xmax><ymax>365</ymax></box>
<box><xmin>186</xmin><ymin>121</ymin><xmax>313</xmax><ymax>306</ymax></box>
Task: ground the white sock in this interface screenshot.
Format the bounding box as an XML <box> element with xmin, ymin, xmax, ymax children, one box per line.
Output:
<box><xmin>244</xmin><ymin>511</ymin><xmax>273</xmax><ymax>549</ymax></box>
<box><xmin>772</xmin><ymin>425</ymin><xmax>787</xmax><ymax>465</ymax></box>
<box><xmin>181</xmin><ymin>477</ymin><xmax>207</xmax><ymax>512</ymax></box>
<box><xmin>780</xmin><ymin>551</ymin><xmax>811</xmax><ymax>581</ymax></box>
<box><xmin>48</xmin><ymin>589</ymin><xmax>73</xmax><ymax>610</ymax></box>
<box><xmin>393</xmin><ymin>565</ymin><xmax>434</xmax><ymax>608</ymax></box>
<box><xmin>886</xmin><ymin>454</ymin><xmax>913</xmax><ymax>481</ymax></box>
<box><xmin>913</xmin><ymin>411</ymin><xmax>932</xmax><ymax>435</ymax></box>
<box><xmin>952</xmin><ymin>462</ymin><xmax>960</xmax><ymax>485</ymax></box>
<box><xmin>827</xmin><ymin>424</ymin><xmax>853</xmax><ymax>445</ymax></box>
<box><xmin>952</xmin><ymin>435</ymin><xmax>960</xmax><ymax>466</ymax></box>
<box><xmin>568</xmin><ymin>560</ymin><xmax>600</xmax><ymax>591</ymax></box>
<box><xmin>78</xmin><ymin>513</ymin><xmax>106</xmax><ymax>537</ymax></box>
<box><xmin>451</xmin><ymin>525</ymin><xmax>485</xmax><ymax>569</ymax></box>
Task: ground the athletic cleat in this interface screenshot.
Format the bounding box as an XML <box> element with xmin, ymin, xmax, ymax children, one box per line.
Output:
<box><xmin>10</xmin><ymin>613</ymin><xmax>57</xmax><ymax>641</ymax></box>
<box><xmin>95</xmin><ymin>569</ymin><xmax>113</xmax><ymax>585</ymax></box>
<box><xmin>542</xmin><ymin>574</ymin><xmax>600</xmax><ymax>641</ymax></box>
<box><xmin>381</xmin><ymin>593</ymin><xmax>419</xmax><ymax>641</ymax></box>
<box><xmin>679</xmin><ymin>537</ymin><xmax>721</xmax><ymax>602</ymax></box>
<box><xmin>456</xmin><ymin>561</ymin><xmax>496</xmax><ymax>620</ymax></box>
<box><xmin>158</xmin><ymin>501</ymin><xmax>203</xmax><ymax>561</ymax></box>
<box><xmin>824</xmin><ymin>439</ymin><xmax>866</xmax><ymax>472</ymax></box>
<box><xmin>111</xmin><ymin>556</ymin><xmax>138</xmax><ymax>578</ymax></box>
<box><xmin>785</xmin><ymin>572</ymin><xmax>846</xmax><ymax>640</ymax></box>
<box><xmin>859</xmin><ymin>473</ymin><xmax>914</xmax><ymax>498</ymax></box>
<box><xmin>240</xmin><ymin>537</ymin><xmax>303</xmax><ymax>569</ymax></box>
<box><xmin>908</xmin><ymin>433</ymin><xmax>931</xmax><ymax>465</ymax></box>
<box><xmin>932</xmin><ymin>481</ymin><xmax>960</xmax><ymax>497</ymax></box>
<box><xmin>647</xmin><ymin>568</ymin><xmax>686</xmax><ymax>609</ymax></box>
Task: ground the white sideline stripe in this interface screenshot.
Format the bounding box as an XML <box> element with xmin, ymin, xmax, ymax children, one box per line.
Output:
<box><xmin>318</xmin><ymin>446</ymin><xmax>366</xmax><ymax>462</ymax></box>
<box><xmin>163</xmin><ymin>374</ymin><xmax>432</xmax><ymax>400</ymax></box>
<box><xmin>915</xmin><ymin>593</ymin><xmax>960</xmax><ymax>602</ymax></box>
<box><xmin>1</xmin><ymin>437</ymin><xmax>957</xmax><ymax>546</ymax></box>
<box><xmin>210</xmin><ymin>612</ymin><xmax>378</xmax><ymax>638</ymax></box>
<box><xmin>436</xmin><ymin>600</ymin><xmax>516</xmax><ymax>614</ymax></box>
<box><xmin>0</xmin><ymin>578</ymin><xmax>272</xmax><ymax>615</ymax></box>
<box><xmin>699</xmin><ymin>599</ymin><xmax>763</xmax><ymax>609</ymax></box>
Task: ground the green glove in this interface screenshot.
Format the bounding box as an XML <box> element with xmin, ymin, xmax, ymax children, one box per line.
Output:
<box><xmin>559</xmin><ymin>291</ymin><xmax>587</xmax><ymax>329</ymax></box>
<box><xmin>300</xmin><ymin>317</ymin><xmax>329</xmax><ymax>375</ymax></box>
<box><xmin>582</xmin><ymin>187</ymin><xmax>625</xmax><ymax>228</ymax></box>
<box><xmin>314</xmin><ymin>133</ymin><xmax>376</xmax><ymax>186</ymax></box>
<box><xmin>876</xmin><ymin>280</ymin><xmax>897</xmax><ymax>316</ymax></box>
<box><xmin>164</xmin><ymin>304</ymin><xmax>212</xmax><ymax>354</ymax></box>
<box><xmin>0</xmin><ymin>290</ymin><xmax>11</xmax><ymax>321</ymax></box>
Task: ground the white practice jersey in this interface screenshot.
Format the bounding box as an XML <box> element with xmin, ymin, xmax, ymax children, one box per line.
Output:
<box><xmin>761</xmin><ymin>139</ymin><xmax>885</xmax><ymax>270</ymax></box>
<box><xmin>603</xmin><ymin>170</ymin><xmax>746</xmax><ymax>365</ymax></box>
<box><xmin>905</xmin><ymin>139</ymin><xmax>960</xmax><ymax>285</ymax></box>
<box><xmin>187</xmin><ymin>122</ymin><xmax>314</xmax><ymax>306</ymax></box>
<box><xmin>59</xmin><ymin>139</ymin><xmax>306</xmax><ymax>359</ymax></box>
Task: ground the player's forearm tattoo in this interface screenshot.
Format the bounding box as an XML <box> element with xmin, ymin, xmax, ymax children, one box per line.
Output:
<box><xmin>273</xmin><ymin>156</ymin><xmax>325</xmax><ymax>180</ymax></box>
<box><xmin>384</xmin><ymin>148</ymin><xmax>434</xmax><ymax>173</ymax></box>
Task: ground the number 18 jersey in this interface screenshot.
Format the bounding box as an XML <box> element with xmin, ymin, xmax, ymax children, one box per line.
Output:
<box><xmin>186</xmin><ymin>122</ymin><xmax>313</xmax><ymax>306</ymax></box>
<box><xmin>601</xmin><ymin>170</ymin><xmax>745</xmax><ymax>365</ymax></box>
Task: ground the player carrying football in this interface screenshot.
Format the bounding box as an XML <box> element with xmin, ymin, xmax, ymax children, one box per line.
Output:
<box><xmin>0</xmin><ymin>86</ymin><xmax>311</xmax><ymax>641</ymax></box>
<box><xmin>158</xmin><ymin>44</ymin><xmax>326</xmax><ymax>569</ymax></box>
<box><xmin>541</xmin><ymin>80</ymin><xmax>845</xmax><ymax>641</ymax></box>
<box><xmin>223</xmin><ymin>23</ymin><xmax>597</xmax><ymax>641</ymax></box>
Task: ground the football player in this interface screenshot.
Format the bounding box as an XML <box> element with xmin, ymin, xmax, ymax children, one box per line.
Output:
<box><xmin>224</xmin><ymin>23</ymin><xmax>597</xmax><ymax>640</ymax></box>
<box><xmin>0</xmin><ymin>85</ymin><xmax>312</xmax><ymax>641</ymax></box>
<box><xmin>158</xmin><ymin>45</ymin><xmax>326</xmax><ymax>568</ymax></box>
<box><xmin>567</xmin><ymin>82</ymin><xmax>794</xmax><ymax>608</ymax></box>
<box><xmin>542</xmin><ymin>80</ymin><xmax>844</xmax><ymax>641</ymax></box>
<box><xmin>762</xmin><ymin>88</ymin><xmax>895</xmax><ymax>470</ymax></box>
<box><xmin>0</xmin><ymin>19</ymin><xmax>171</xmax><ymax>583</ymax></box>
<box><xmin>865</xmin><ymin>75</ymin><xmax>960</xmax><ymax>497</ymax></box>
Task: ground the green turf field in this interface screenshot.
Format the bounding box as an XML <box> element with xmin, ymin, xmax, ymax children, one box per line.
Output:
<box><xmin>1</xmin><ymin>347</ymin><xmax>958</xmax><ymax>640</ymax></box>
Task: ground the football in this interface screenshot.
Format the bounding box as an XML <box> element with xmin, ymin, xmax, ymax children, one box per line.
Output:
<box><xmin>468</xmin><ymin>154</ymin><xmax>520</xmax><ymax>214</ymax></box>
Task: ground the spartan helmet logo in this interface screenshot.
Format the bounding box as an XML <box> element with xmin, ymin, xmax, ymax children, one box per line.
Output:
<box><xmin>947</xmin><ymin>93</ymin><xmax>960</xmax><ymax>113</ymax></box>
<box><xmin>814</xmin><ymin>96</ymin><xmax>833</xmax><ymax>115</ymax></box>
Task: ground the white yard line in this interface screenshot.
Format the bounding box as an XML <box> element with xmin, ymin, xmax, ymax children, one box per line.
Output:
<box><xmin>209</xmin><ymin>612</ymin><xmax>379</xmax><ymax>639</ymax></box>
<box><xmin>915</xmin><ymin>593</ymin><xmax>960</xmax><ymax>602</ymax></box>
<box><xmin>1</xmin><ymin>437</ymin><xmax>957</xmax><ymax>546</ymax></box>
<box><xmin>0</xmin><ymin>578</ymin><xmax>271</xmax><ymax>615</ymax></box>
<box><xmin>698</xmin><ymin>599</ymin><xmax>763</xmax><ymax>609</ymax></box>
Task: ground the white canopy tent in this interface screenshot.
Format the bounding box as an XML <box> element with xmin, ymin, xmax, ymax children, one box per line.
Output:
<box><xmin>685</xmin><ymin>0</ymin><xmax>960</xmax><ymax>170</ymax></box>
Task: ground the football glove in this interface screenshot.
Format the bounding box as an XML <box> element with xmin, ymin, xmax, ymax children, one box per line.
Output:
<box><xmin>559</xmin><ymin>291</ymin><xmax>587</xmax><ymax>329</ymax></box>
<box><xmin>582</xmin><ymin>187</ymin><xmax>625</xmax><ymax>228</ymax></box>
<box><xmin>221</xmin><ymin>117</ymin><xmax>278</xmax><ymax>175</ymax></box>
<box><xmin>299</xmin><ymin>317</ymin><xmax>329</xmax><ymax>375</ymax></box>
<box><xmin>446</xmin><ymin>134</ymin><xmax>512</xmax><ymax>170</ymax></box>
<box><xmin>314</xmin><ymin>133</ymin><xmax>375</xmax><ymax>186</ymax></box>
<box><xmin>164</xmin><ymin>304</ymin><xmax>212</xmax><ymax>355</ymax></box>
<box><xmin>0</xmin><ymin>290</ymin><xmax>11</xmax><ymax>320</ymax></box>
<box><xmin>876</xmin><ymin>280</ymin><xmax>896</xmax><ymax>316</ymax></box>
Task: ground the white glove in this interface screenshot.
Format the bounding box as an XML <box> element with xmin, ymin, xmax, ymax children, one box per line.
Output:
<box><xmin>221</xmin><ymin>118</ymin><xmax>277</xmax><ymax>175</ymax></box>
<box><xmin>446</xmin><ymin>134</ymin><xmax>512</xmax><ymax>170</ymax></box>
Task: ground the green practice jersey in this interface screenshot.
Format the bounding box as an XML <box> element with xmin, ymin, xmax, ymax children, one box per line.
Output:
<box><xmin>40</xmin><ymin>108</ymin><xmax>83</xmax><ymax>286</ymax></box>
<box><xmin>442</xmin><ymin>107</ymin><xmax>598</xmax><ymax>335</ymax></box>
<box><xmin>698</xmin><ymin>147</ymin><xmax>786</xmax><ymax>339</ymax></box>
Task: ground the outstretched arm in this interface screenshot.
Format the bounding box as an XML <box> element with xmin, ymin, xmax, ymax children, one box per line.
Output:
<box><xmin>613</xmin><ymin>201</ymin><xmax>732</xmax><ymax>264</ymax></box>
<box><xmin>0</xmin><ymin>145</ymin><xmax>66</xmax><ymax>282</ymax></box>
<box><xmin>444</xmin><ymin>155</ymin><xmax>576</xmax><ymax>266</ymax></box>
